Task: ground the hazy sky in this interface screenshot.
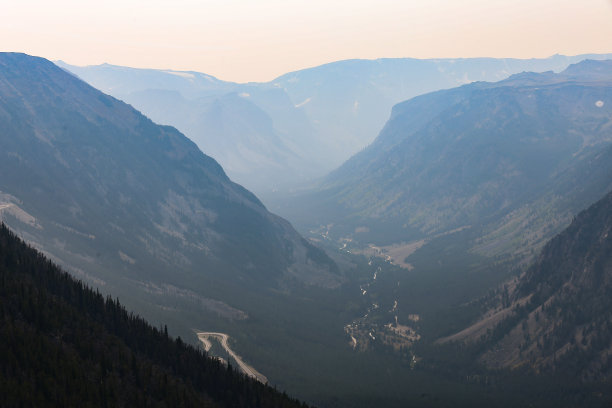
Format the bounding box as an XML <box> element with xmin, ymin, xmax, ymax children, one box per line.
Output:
<box><xmin>3</xmin><ymin>0</ymin><xmax>612</xmax><ymax>82</ymax></box>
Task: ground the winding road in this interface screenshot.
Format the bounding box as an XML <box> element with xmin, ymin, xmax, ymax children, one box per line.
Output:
<box><xmin>196</xmin><ymin>331</ymin><xmax>268</xmax><ymax>384</ymax></box>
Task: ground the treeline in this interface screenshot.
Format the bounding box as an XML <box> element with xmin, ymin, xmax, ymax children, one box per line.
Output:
<box><xmin>0</xmin><ymin>223</ymin><xmax>309</xmax><ymax>408</ymax></box>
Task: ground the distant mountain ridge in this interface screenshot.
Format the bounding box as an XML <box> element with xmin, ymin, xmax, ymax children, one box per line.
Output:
<box><xmin>0</xmin><ymin>52</ymin><xmax>339</xmax><ymax>336</ymax></box>
<box><xmin>282</xmin><ymin>59</ymin><xmax>612</xmax><ymax>260</ymax></box>
<box><xmin>56</xmin><ymin>61</ymin><xmax>320</xmax><ymax>193</ymax></box>
<box><xmin>121</xmin><ymin>88</ymin><xmax>306</xmax><ymax>187</ymax></box>
<box><xmin>57</xmin><ymin>54</ymin><xmax>612</xmax><ymax>195</ymax></box>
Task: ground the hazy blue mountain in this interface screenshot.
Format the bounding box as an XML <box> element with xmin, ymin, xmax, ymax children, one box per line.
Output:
<box><xmin>55</xmin><ymin>61</ymin><xmax>236</xmax><ymax>98</ymax></box>
<box><xmin>122</xmin><ymin>89</ymin><xmax>310</xmax><ymax>192</ymax></box>
<box><xmin>279</xmin><ymin>60</ymin><xmax>612</xmax><ymax>261</ymax></box>
<box><xmin>58</xmin><ymin>54</ymin><xmax>612</xmax><ymax>196</ymax></box>
<box><xmin>271</xmin><ymin>54</ymin><xmax>612</xmax><ymax>167</ymax></box>
<box><xmin>58</xmin><ymin>61</ymin><xmax>323</xmax><ymax>192</ymax></box>
<box><xmin>0</xmin><ymin>53</ymin><xmax>339</xmax><ymax>336</ymax></box>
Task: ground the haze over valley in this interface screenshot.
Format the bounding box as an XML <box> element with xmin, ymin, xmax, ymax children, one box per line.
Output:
<box><xmin>59</xmin><ymin>54</ymin><xmax>612</xmax><ymax>197</ymax></box>
<box><xmin>3</xmin><ymin>1</ymin><xmax>612</xmax><ymax>406</ymax></box>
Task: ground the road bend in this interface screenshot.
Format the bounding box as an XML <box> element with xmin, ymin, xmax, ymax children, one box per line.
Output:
<box><xmin>196</xmin><ymin>331</ymin><xmax>268</xmax><ymax>384</ymax></box>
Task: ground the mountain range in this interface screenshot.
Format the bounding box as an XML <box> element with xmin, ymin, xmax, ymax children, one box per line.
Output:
<box><xmin>279</xmin><ymin>59</ymin><xmax>612</xmax><ymax>265</ymax></box>
<box><xmin>58</xmin><ymin>54</ymin><xmax>612</xmax><ymax>195</ymax></box>
<box><xmin>4</xmin><ymin>51</ymin><xmax>612</xmax><ymax>407</ymax></box>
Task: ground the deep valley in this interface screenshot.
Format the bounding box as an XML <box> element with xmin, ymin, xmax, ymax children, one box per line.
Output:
<box><xmin>2</xmin><ymin>50</ymin><xmax>612</xmax><ymax>407</ymax></box>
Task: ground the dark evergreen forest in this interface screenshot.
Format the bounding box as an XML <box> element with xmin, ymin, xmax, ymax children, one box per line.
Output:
<box><xmin>0</xmin><ymin>223</ymin><xmax>308</xmax><ymax>408</ymax></box>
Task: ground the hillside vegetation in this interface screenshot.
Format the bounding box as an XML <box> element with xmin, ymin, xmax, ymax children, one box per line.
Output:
<box><xmin>446</xmin><ymin>188</ymin><xmax>612</xmax><ymax>381</ymax></box>
<box><xmin>0</xmin><ymin>223</ymin><xmax>308</xmax><ymax>407</ymax></box>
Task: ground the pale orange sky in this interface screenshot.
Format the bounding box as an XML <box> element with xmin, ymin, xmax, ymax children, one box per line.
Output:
<box><xmin>2</xmin><ymin>0</ymin><xmax>612</xmax><ymax>82</ymax></box>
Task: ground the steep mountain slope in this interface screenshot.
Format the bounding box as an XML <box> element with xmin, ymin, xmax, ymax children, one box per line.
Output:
<box><xmin>284</xmin><ymin>60</ymin><xmax>612</xmax><ymax>259</ymax></box>
<box><xmin>57</xmin><ymin>61</ymin><xmax>321</xmax><ymax>193</ymax></box>
<box><xmin>0</xmin><ymin>53</ymin><xmax>339</xmax><ymax>335</ymax></box>
<box><xmin>121</xmin><ymin>89</ymin><xmax>311</xmax><ymax>192</ymax></box>
<box><xmin>58</xmin><ymin>54</ymin><xmax>612</xmax><ymax>195</ymax></box>
<box><xmin>444</xmin><ymin>187</ymin><xmax>612</xmax><ymax>381</ymax></box>
<box><xmin>0</xmin><ymin>223</ymin><xmax>307</xmax><ymax>408</ymax></box>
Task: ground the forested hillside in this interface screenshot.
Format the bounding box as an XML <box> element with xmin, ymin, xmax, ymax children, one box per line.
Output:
<box><xmin>454</xmin><ymin>188</ymin><xmax>612</xmax><ymax>379</ymax></box>
<box><xmin>0</xmin><ymin>223</ymin><xmax>307</xmax><ymax>408</ymax></box>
